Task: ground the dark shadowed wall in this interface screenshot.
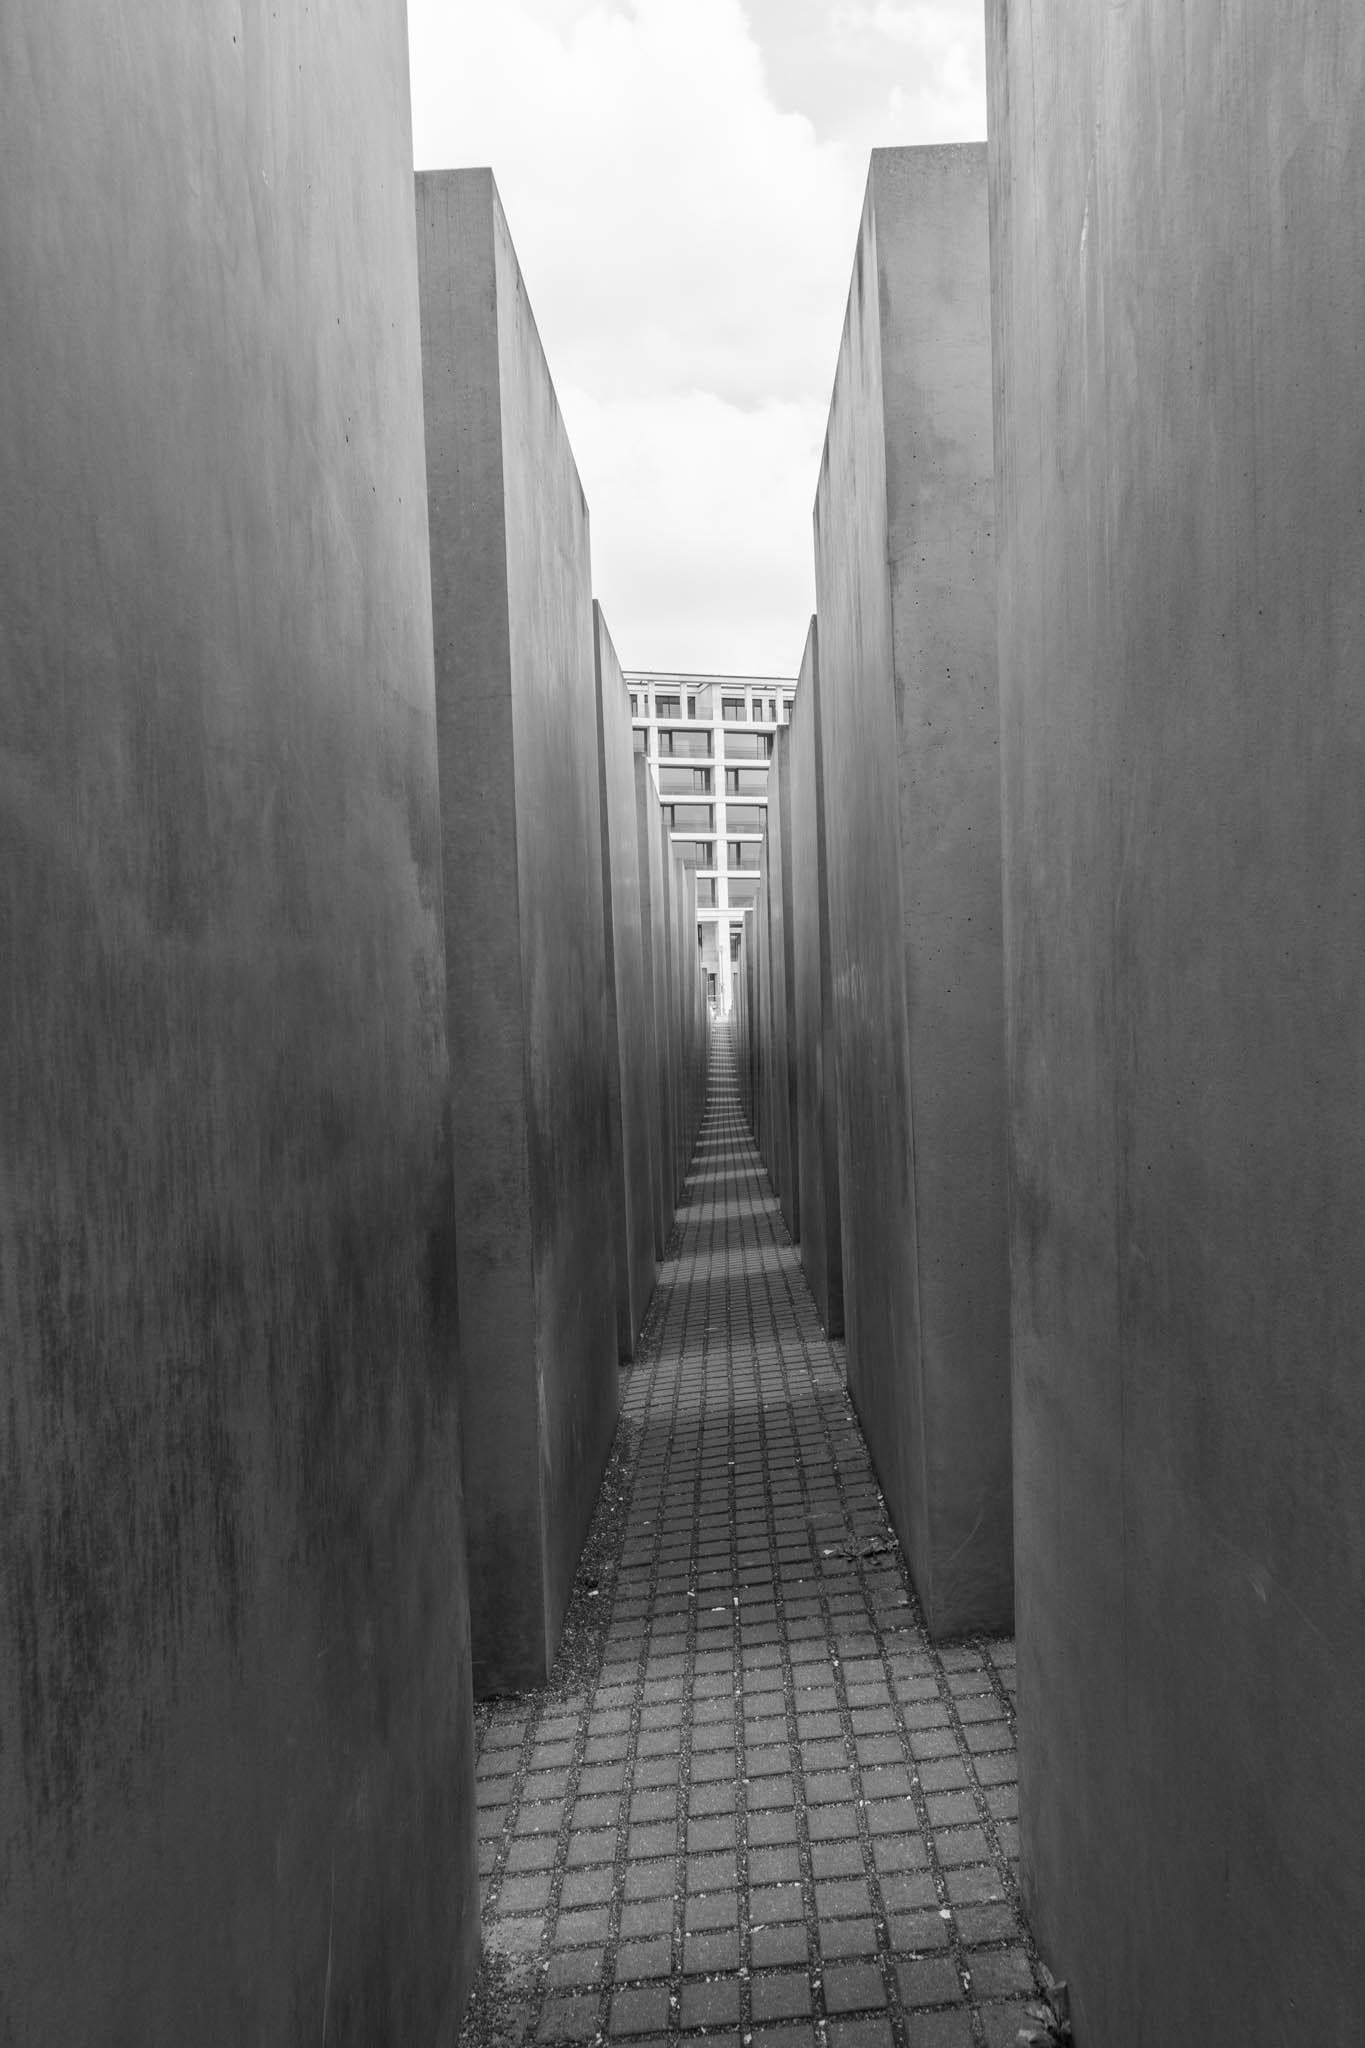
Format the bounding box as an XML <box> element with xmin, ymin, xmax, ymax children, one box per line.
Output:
<box><xmin>761</xmin><ymin>733</ymin><xmax>799</xmax><ymax>1242</ymax></box>
<box><xmin>636</xmin><ymin>756</ymin><xmax>674</xmax><ymax>1260</ymax></box>
<box><xmin>0</xmin><ymin>3</ymin><xmax>478</xmax><ymax>2040</ymax></box>
<box><xmin>987</xmin><ymin>6</ymin><xmax>1365</xmax><ymax>2040</ymax></box>
<box><xmin>595</xmin><ymin>605</ymin><xmax>658</xmax><ymax>1357</ymax></box>
<box><xmin>813</xmin><ymin>146</ymin><xmax>1011</xmax><ymax>1637</ymax></box>
<box><xmin>789</xmin><ymin>621</ymin><xmax>844</xmax><ymax>1336</ymax></box>
<box><xmin>417</xmin><ymin>168</ymin><xmax>616</xmax><ymax>1696</ymax></box>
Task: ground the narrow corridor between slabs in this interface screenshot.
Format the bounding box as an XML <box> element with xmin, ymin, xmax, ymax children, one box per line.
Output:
<box><xmin>464</xmin><ymin>1027</ymin><xmax>1037</xmax><ymax>2048</ymax></box>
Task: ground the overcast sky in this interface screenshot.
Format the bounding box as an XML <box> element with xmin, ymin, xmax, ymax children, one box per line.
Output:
<box><xmin>408</xmin><ymin>0</ymin><xmax>987</xmax><ymax>677</ymax></box>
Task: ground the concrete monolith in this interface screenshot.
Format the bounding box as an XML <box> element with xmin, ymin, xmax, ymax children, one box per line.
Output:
<box><xmin>986</xmin><ymin>6</ymin><xmax>1365</xmax><ymax>2039</ymax></box>
<box><xmin>1</xmin><ymin>6</ymin><xmax>478</xmax><ymax>2037</ymax></box>
<box><xmin>417</xmin><ymin>168</ymin><xmax>617</xmax><ymax>1695</ymax></box>
<box><xmin>814</xmin><ymin>146</ymin><xmax>1011</xmax><ymax>1635</ymax></box>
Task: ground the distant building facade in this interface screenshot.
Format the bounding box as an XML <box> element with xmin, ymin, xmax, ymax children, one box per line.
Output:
<box><xmin>624</xmin><ymin>670</ymin><xmax>797</xmax><ymax>1014</ymax></box>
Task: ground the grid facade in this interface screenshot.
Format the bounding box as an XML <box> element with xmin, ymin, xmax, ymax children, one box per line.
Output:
<box><xmin>624</xmin><ymin>672</ymin><xmax>797</xmax><ymax>1014</ymax></box>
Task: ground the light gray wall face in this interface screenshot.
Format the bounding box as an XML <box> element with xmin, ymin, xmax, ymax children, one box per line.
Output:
<box><xmin>595</xmin><ymin>605</ymin><xmax>657</xmax><ymax>1358</ymax></box>
<box><xmin>0</xmin><ymin>4</ymin><xmax>477</xmax><ymax>2038</ymax></box>
<box><xmin>789</xmin><ymin>621</ymin><xmax>843</xmax><ymax>1336</ymax></box>
<box><xmin>986</xmin><ymin>6</ymin><xmax>1365</xmax><ymax>2041</ymax></box>
<box><xmin>417</xmin><ymin>168</ymin><xmax>617</xmax><ymax>1695</ymax></box>
<box><xmin>814</xmin><ymin>147</ymin><xmax>1011</xmax><ymax>1634</ymax></box>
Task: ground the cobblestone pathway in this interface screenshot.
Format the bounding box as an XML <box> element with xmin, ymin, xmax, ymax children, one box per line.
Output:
<box><xmin>463</xmin><ymin>1028</ymin><xmax>1039</xmax><ymax>2048</ymax></box>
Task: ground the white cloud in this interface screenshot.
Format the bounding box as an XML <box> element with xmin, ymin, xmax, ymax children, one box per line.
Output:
<box><xmin>406</xmin><ymin>0</ymin><xmax>983</xmax><ymax>670</ymax></box>
<box><xmin>562</xmin><ymin>384</ymin><xmax>824</xmax><ymax>673</ymax></box>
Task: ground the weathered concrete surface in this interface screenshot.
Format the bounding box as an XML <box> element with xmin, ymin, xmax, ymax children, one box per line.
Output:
<box><xmin>770</xmin><ymin>725</ymin><xmax>801</xmax><ymax>1242</ymax></box>
<box><xmin>754</xmin><ymin>868</ymin><xmax>774</xmax><ymax>1178</ymax></box>
<box><xmin>0</xmin><ymin>6</ymin><xmax>478</xmax><ymax>2041</ymax></box>
<box><xmin>813</xmin><ymin>146</ymin><xmax>1011</xmax><ymax>1636</ymax></box>
<box><xmin>986</xmin><ymin>8</ymin><xmax>1365</xmax><ymax>2041</ymax></box>
<box><xmin>789</xmin><ymin>621</ymin><xmax>844</xmax><ymax>1336</ymax></box>
<box><xmin>669</xmin><ymin>843</ymin><xmax>707</xmax><ymax>1184</ymax></box>
<box><xmin>733</xmin><ymin>914</ymin><xmax>757</xmax><ymax>1131</ymax></box>
<box><xmin>594</xmin><ymin>605</ymin><xmax>657</xmax><ymax>1358</ymax></box>
<box><xmin>673</xmin><ymin>850</ymin><xmax>707</xmax><ymax>1170</ymax></box>
<box><xmin>418</xmin><ymin>169</ymin><xmax>616</xmax><ymax>1696</ymax></box>
<box><xmin>636</xmin><ymin>755</ymin><xmax>675</xmax><ymax>1259</ymax></box>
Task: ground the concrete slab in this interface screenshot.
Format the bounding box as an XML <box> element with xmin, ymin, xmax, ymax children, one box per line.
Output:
<box><xmin>418</xmin><ymin>168</ymin><xmax>617</xmax><ymax>1696</ymax></box>
<box><xmin>0</xmin><ymin>6</ymin><xmax>477</xmax><ymax>2037</ymax></box>
<box><xmin>762</xmin><ymin>733</ymin><xmax>799</xmax><ymax>1242</ymax></box>
<box><xmin>594</xmin><ymin>605</ymin><xmax>658</xmax><ymax>1358</ymax></box>
<box><xmin>754</xmin><ymin>866</ymin><xmax>774</xmax><ymax>1174</ymax></box>
<box><xmin>789</xmin><ymin>620</ymin><xmax>844</xmax><ymax>1336</ymax></box>
<box><xmin>986</xmin><ymin>6</ymin><xmax>1365</xmax><ymax>2040</ymax></box>
<box><xmin>636</xmin><ymin>755</ymin><xmax>676</xmax><ymax>1258</ymax></box>
<box><xmin>813</xmin><ymin>146</ymin><xmax>1011</xmax><ymax>1636</ymax></box>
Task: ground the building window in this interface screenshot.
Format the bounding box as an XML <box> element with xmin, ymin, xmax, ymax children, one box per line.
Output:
<box><xmin>661</xmin><ymin>727</ymin><xmax>710</xmax><ymax>758</ymax></box>
<box><xmin>769</xmin><ymin>698</ymin><xmax>777</xmax><ymax>721</ymax></box>
<box><xmin>687</xmin><ymin>694</ymin><xmax>697</xmax><ymax>719</ymax></box>
<box><xmin>692</xmin><ymin>767</ymin><xmax>711</xmax><ymax>793</ymax></box>
<box><xmin>633</xmin><ymin>727</ymin><xmax>647</xmax><ymax>753</ymax></box>
<box><xmin>629</xmin><ymin>692</ymin><xmax>637</xmax><ymax>715</ymax></box>
<box><xmin>721</xmin><ymin>696</ymin><xmax>745</xmax><ymax>721</ymax></box>
<box><xmin>695</xmin><ymin>841</ymin><xmax>714</xmax><ymax>866</ymax></box>
<box><xmin>725</xmin><ymin>730</ymin><xmax>764</xmax><ymax>760</ymax></box>
<box><xmin>727</xmin><ymin>840</ymin><xmax>755</xmax><ymax>871</ymax></box>
<box><xmin>656</xmin><ymin>693</ymin><xmax>681</xmax><ymax>717</ymax></box>
<box><xmin>697</xmin><ymin>878</ymin><xmax>718</xmax><ymax>907</ymax></box>
<box><xmin>666</xmin><ymin>802</ymin><xmax>713</xmax><ymax>831</ymax></box>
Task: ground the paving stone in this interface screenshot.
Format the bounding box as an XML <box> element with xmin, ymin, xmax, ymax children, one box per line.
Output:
<box><xmin>751</xmin><ymin>1922</ymin><xmax>809</xmax><ymax>1967</ymax></box>
<box><xmin>555</xmin><ymin>1905</ymin><xmax>612</xmax><ymax>1946</ymax></box>
<box><xmin>498</xmin><ymin>1873</ymin><xmax>553</xmax><ymax>1914</ymax></box>
<box><xmin>827</xmin><ymin>2020</ymin><xmax>896</xmax><ymax>2048</ymax></box>
<box><xmin>810</xmin><ymin>1840</ymin><xmax>867</xmax><ymax>1880</ymax></box>
<box><xmin>962</xmin><ymin>1947</ymin><xmax>1034</xmax><ymax>1999</ymax></box>
<box><xmin>566</xmin><ymin>1831</ymin><xmax>615</xmax><ymax>1868</ymax></box>
<box><xmin>814</xmin><ymin>1878</ymin><xmax>872</xmax><ymax>1920</ymax></box>
<box><xmin>619</xmin><ymin>1898</ymin><xmax>674</xmax><ymax>1940</ymax></box>
<box><xmin>608</xmin><ymin>1983</ymin><xmax>671</xmax><ymax>2034</ymax></box>
<box><xmin>954</xmin><ymin>1902</ymin><xmax>1018</xmax><ymax>1945</ymax></box>
<box><xmin>823</xmin><ymin>1962</ymin><xmax>887</xmax><ymax>2013</ymax></box>
<box><xmin>682</xmin><ymin>1928</ymin><xmax>740</xmax><ymax>1974</ymax></box>
<box><xmin>750</xmin><ymin>1883</ymin><xmax>805</xmax><ymax>1925</ymax></box>
<box><xmin>896</xmin><ymin>1955</ymin><xmax>964</xmax><ymax>2008</ymax></box>
<box><xmin>978</xmin><ymin>2004</ymin><xmax>1039</xmax><ymax>2048</ymax></box>
<box><xmin>746</xmin><ymin>1776</ymin><xmax>797</xmax><ymax>1809</ymax></box>
<box><xmin>686</xmin><ymin>1889</ymin><xmax>739</xmax><ymax>1932</ymax></box>
<box><xmin>538</xmin><ymin>1992</ymin><xmax>601</xmax><ymax>2041</ymax></box>
<box><xmin>748</xmin><ymin>1808</ymin><xmax>799</xmax><ymax>1846</ymax></box>
<box><xmin>680</xmin><ymin>1975</ymin><xmax>742</xmax><ymax>2028</ymax></box>
<box><xmin>888</xmin><ymin>1911</ymin><xmax>951</xmax><ymax>1953</ymax></box>
<box><xmin>547</xmin><ymin>1947</ymin><xmax>605</xmax><ymax>1988</ymax></box>
<box><xmin>751</xmin><ymin>1969</ymin><xmax>813</xmax><ymax>2021</ymax></box>
<box><xmin>616</xmin><ymin>1937</ymin><xmax>673</xmax><ymax>1981</ymax></box>
<box><xmin>933</xmin><ymin>1827</ymin><xmax>991</xmax><ymax>1868</ymax></box>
